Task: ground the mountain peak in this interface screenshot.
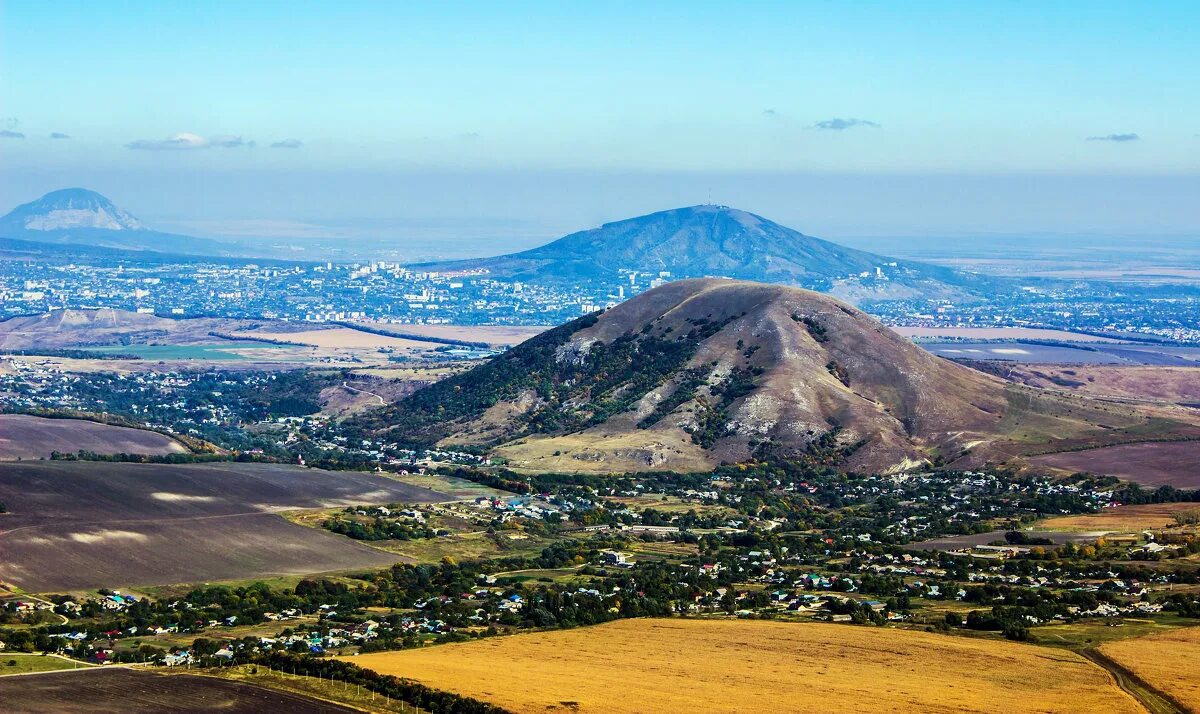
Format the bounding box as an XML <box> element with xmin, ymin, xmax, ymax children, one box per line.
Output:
<box><xmin>358</xmin><ymin>277</ymin><xmax>1181</xmax><ymax>474</ymax></box>
<box><xmin>3</xmin><ymin>188</ymin><xmax>144</xmax><ymax>232</ymax></box>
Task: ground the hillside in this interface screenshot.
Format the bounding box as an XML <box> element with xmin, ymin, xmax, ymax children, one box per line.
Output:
<box><xmin>0</xmin><ymin>188</ymin><xmax>234</xmax><ymax>255</ymax></box>
<box><xmin>414</xmin><ymin>205</ymin><xmax>996</xmax><ymax>302</ymax></box>
<box><xmin>357</xmin><ymin>279</ymin><xmax>1200</xmax><ymax>473</ymax></box>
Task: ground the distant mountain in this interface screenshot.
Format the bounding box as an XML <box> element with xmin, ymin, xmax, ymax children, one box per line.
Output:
<box><xmin>414</xmin><ymin>205</ymin><xmax>999</xmax><ymax>302</ymax></box>
<box><xmin>0</xmin><ymin>188</ymin><xmax>233</xmax><ymax>256</ymax></box>
<box><xmin>354</xmin><ymin>279</ymin><xmax>1197</xmax><ymax>473</ymax></box>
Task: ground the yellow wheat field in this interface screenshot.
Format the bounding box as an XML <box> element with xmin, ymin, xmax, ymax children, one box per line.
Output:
<box><xmin>1100</xmin><ymin>625</ymin><xmax>1200</xmax><ymax>710</ymax></box>
<box><xmin>342</xmin><ymin>618</ymin><xmax>1138</xmax><ymax>713</ymax></box>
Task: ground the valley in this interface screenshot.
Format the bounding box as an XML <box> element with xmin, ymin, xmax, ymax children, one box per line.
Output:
<box><xmin>3</xmin><ymin>205</ymin><xmax>1200</xmax><ymax>714</ymax></box>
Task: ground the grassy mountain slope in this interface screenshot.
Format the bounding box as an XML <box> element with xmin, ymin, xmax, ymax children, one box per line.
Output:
<box><xmin>357</xmin><ymin>279</ymin><xmax>1200</xmax><ymax>473</ymax></box>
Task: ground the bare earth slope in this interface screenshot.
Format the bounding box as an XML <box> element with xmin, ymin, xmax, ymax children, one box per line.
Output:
<box><xmin>364</xmin><ymin>279</ymin><xmax>1200</xmax><ymax>473</ymax></box>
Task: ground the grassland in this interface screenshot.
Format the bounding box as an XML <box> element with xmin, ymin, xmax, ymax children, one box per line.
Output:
<box><xmin>982</xmin><ymin>364</ymin><xmax>1200</xmax><ymax>406</ymax></box>
<box><xmin>1099</xmin><ymin>625</ymin><xmax>1200</xmax><ymax>711</ymax></box>
<box><xmin>87</xmin><ymin>343</ymin><xmax>287</xmax><ymax>360</ymax></box>
<box><xmin>0</xmin><ymin>654</ymin><xmax>88</xmax><ymax>675</ymax></box>
<box><xmin>365</xmin><ymin>529</ymin><xmax>559</xmax><ymax>564</ymax></box>
<box><xmin>343</xmin><ymin>618</ymin><xmax>1139</xmax><ymax>713</ymax></box>
<box><xmin>1035</xmin><ymin>503</ymin><xmax>1200</xmax><ymax>533</ymax></box>
<box><xmin>0</xmin><ymin>414</ymin><xmax>189</xmax><ymax>461</ymax></box>
<box><xmin>1030</xmin><ymin>616</ymin><xmax>1197</xmax><ymax>650</ymax></box>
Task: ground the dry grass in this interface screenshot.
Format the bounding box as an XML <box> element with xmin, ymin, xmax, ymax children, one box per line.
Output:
<box><xmin>1100</xmin><ymin>625</ymin><xmax>1200</xmax><ymax>710</ymax></box>
<box><xmin>342</xmin><ymin>618</ymin><xmax>1139</xmax><ymax>714</ymax></box>
<box><xmin>986</xmin><ymin>365</ymin><xmax>1200</xmax><ymax>405</ymax></box>
<box><xmin>252</xmin><ymin>328</ymin><xmax>432</xmax><ymax>350</ymax></box>
<box><xmin>494</xmin><ymin>429</ymin><xmax>713</xmax><ymax>474</ymax></box>
<box><xmin>1036</xmin><ymin>503</ymin><xmax>1200</xmax><ymax>533</ymax></box>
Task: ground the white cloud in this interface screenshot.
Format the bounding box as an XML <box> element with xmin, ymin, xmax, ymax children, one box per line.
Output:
<box><xmin>126</xmin><ymin>132</ymin><xmax>253</xmax><ymax>150</ymax></box>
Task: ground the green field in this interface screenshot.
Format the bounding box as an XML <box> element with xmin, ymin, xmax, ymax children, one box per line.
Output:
<box><xmin>0</xmin><ymin>654</ymin><xmax>89</xmax><ymax>675</ymax></box>
<box><xmin>89</xmin><ymin>343</ymin><xmax>285</xmax><ymax>360</ymax></box>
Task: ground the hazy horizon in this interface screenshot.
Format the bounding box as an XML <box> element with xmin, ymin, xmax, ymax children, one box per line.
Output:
<box><xmin>3</xmin><ymin>1</ymin><xmax>1198</xmax><ymax>256</ymax></box>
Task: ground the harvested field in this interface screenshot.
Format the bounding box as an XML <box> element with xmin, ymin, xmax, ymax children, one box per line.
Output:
<box><xmin>251</xmin><ymin>327</ymin><xmax>432</xmax><ymax>351</ymax></box>
<box><xmin>0</xmin><ymin>668</ymin><xmax>356</xmax><ymax>713</ymax></box>
<box><xmin>0</xmin><ymin>461</ymin><xmax>450</xmax><ymax>591</ymax></box>
<box><xmin>0</xmin><ymin>415</ymin><xmax>188</xmax><ymax>460</ymax></box>
<box><xmin>1030</xmin><ymin>441</ymin><xmax>1200</xmax><ymax>488</ymax></box>
<box><xmin>0</xmin><ymin>654</ymin><xmax>86</xmax><ymax>675</ymax></box>
<box><xmin>343</xmin><ymin>618</ymin><xmax>1138</xmax><ymax>714</ymax></box>
<box><xmin>1036</xmin><ymin>503</ymin><xmax>1200</xmax><ymax>533</ymax></box>
<box><xmin>1099</xmin><ymin>625</ymin><xmax>1200</xmax><ymax>711</ymax></box>
<box><xmin>352</xmin><ymin>321</ymin><xmax>547</xmax><ymax>347</ymax></box>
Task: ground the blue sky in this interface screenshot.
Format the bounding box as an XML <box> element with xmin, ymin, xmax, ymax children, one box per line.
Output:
<box><xmin>1</xmin><ymin>1</ymin><xmax>1197</xmax><ymax>246</ymax></box>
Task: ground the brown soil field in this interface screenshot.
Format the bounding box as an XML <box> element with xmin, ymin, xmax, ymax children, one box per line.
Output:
<box><xmin>1030</xmin><ymin>441</ymin><xmax>1200</xmax><ymax>488</ymax></box>
<box><xmin>1099</xmin><ymin>625</ymin><xmax>1200</xmax><ymax>711</ymax></box>
<box><xmin>1036</xmin><ymin>502</ymin><xmax>1200</xmax><ymax>532</ymax></box>
<box><xmin>0</xmin><ymin>668</ymin><xmax>357</xmax><ymax>713</ymax></box>
<box><xmin>352</xmin><ymin>321</ymin><xmax>547</xmax><ymax>347</ymax></box>
<box><xmin>979</xmin><ymin>364</ymin><xmax>1200</xmax><ymax>405</ymax></box>
<box><xmin>0</xmin><ymin>461</ymin><xmax>449</xmax><ymax>591</ymax></box>
<box><xmin>0</xmin><ymin>415</ymin><xmax>188</xmax><ymax>460</ymax></box>
<box><xmin>343</xmin><ymin>618</ymin><xmax>1138</xmax><ymax>714</ymax></box>
<box><xmin>895</xmin><ymin>326</ymin><xmax>1118</xmax><ymax>342</ymax></box>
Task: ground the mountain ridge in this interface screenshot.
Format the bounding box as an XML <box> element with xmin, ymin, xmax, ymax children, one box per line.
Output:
<box><xmin>413</xmin><ymin>204</ymin><xmax>997</xmax><ymax>302</ymax></box>
<box><xmin>0</xmin><ymin>188</ymin><xmax>234</xmax><ymax>256</ymax></box>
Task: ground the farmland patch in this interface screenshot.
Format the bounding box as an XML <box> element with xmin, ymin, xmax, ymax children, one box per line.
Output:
<box><xmin>0</xmin><ymin>461</ymin><xmax>450</xmax><ymax>591</ymax></box>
